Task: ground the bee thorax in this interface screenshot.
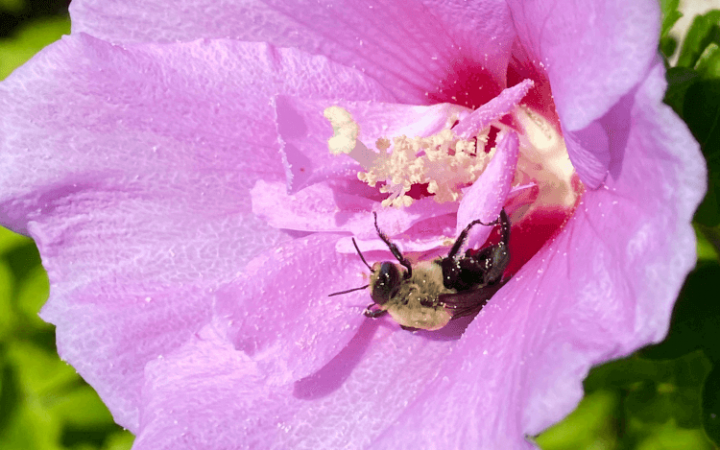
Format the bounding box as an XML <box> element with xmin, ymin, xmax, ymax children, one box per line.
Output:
<box><xmin>384</xmin><ymin>262</ymin><xmax>455</xmax><ymax>331</ymax></box>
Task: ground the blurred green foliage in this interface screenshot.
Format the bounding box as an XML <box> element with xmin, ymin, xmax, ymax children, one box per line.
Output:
<box><xmin>1</xmin><ymin>1</ymin><xmax>719</xmax><ymax>450</ymax></box>
<box><xmin>0</xmin><ymin>17</ymin><xmax>70</xmax><ymax>79</ymax></box>
<box><xmin>659</xmin><ymin>0</ymin><xmax>682</xmax><ymax>58</ymax></box>
<box><xmin>0</xmin><ymin>0</ymin><xmax>24</xmax><ymax>14</ymax></box>
<box><xmin>0</xmin><ymin>229</ymin><xmax>134</xmax><ymax>450</ymax></box>
<box><xmin>0</xmin><ymin>0</ymin><xmax>70</xmax><ymax>38</ymax></box>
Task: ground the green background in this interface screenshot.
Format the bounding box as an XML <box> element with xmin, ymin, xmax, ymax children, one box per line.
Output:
<box><xmin>1</xmin><ymin>1</ymin><xmax>719</xmax><ymax>449</ymax></box>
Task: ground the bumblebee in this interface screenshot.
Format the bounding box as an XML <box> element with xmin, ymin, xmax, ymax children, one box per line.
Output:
<box><xmin>333</xmin><ymin>210</ymin><xmax>510</xmax><ymax>331</ymax></box>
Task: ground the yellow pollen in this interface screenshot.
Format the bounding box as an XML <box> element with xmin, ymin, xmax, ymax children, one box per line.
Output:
<box><xmin>324</xmin><ymin>106</ymin><xmax>359</xmax><ymax>155</ymax></box>
<box><xmin>324</xmin><ymin>106</ymin><xmax>377</xmax><ymax>169</ymax></box>
<box><xmin>325</xmin><ymin>106</ymin><xmax>492</xmax><ymax>208</ymax></box>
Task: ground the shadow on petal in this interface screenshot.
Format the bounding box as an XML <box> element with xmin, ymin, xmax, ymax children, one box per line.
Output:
<box><xmin>294</xmin><ymin>319</ymin><xmax>380</xmax><ymax>400</ymax></box>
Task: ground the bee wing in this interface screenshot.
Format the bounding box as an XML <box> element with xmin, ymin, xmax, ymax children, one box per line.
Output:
<box><xmin>438</xmin><ymin>283</ymin><xmax>504</xmax><ymax>319</ymax></box>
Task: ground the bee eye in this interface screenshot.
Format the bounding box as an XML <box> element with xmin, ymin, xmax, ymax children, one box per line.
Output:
<box><xmin>372</xmin><ymin>262</ymin><xmax>401</xmax><ymax>305</ymax></box>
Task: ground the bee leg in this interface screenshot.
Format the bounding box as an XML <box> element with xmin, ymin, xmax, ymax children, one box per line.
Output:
<box><xmin>447</xmin><ymin>214</ymin><xmax>500</xmax><ymax>259</ymax></box>
<box><xmin>363</xmin><ymin>304</ymin><xmax>388</xmax><ymax>318</ymax></box>
<box><xmin>498</xmin><ymin>209</ymin><xmax>511</xmax><ymax>247</ymax></box>
<box><xmin>400</xmin><ymin>325</ymin><xmax>419</xmax><ymax>332</ymax></box>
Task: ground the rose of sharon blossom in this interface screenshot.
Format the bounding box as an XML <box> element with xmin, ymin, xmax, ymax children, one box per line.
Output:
<box><xmin>0</xmin><ymin>0</ymin><xmax>706</xmax><ymax>448</ymax></box>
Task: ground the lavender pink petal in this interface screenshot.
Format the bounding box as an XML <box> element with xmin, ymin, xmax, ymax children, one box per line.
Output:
<box><xmin>0</xmin><ymin>33</ymin><xmax>386</xmax><ymax>431</ymax></box>
<box><xmin>453</xmin><ymin>79</ymin><xmax>533</xmax><ymax>139</ymax></box>
<box><xmin>456</xmin><ymin>130</ymin><xmax>519</xmax><ymax>249</ymax></box>
<box><xmin>135</xmin><ymin>317</ymin><xmax>469</xmax><ymax>449</ymax></box>
<box><xmin>564</xmin><ymin>121</ymin><xmax>612</xmax><ymax>189</ymax></box>
<box><xmin>132</xmin><ymin>62</ymin><xmax>705</xmax><ymax>450</ymax></box>
<box><xmin>506</xmin><ymin>0</ymin><xmax>660</xmax><ymax>132</ymax></box>
<box><xmin>69</xmin><ymin>0</ymin><xmax>515</xmax><ymax>103</ymax></box>
<box><xmin>0</xmin><ymin>0</ymin><xmax>705</xmax><ymax>448</ymax></box>
<box><xmin>213</xmin><ymin>233</ymin><xmax>368</xmax><ymax>385</ymax></box>
<box><xmin>370</xmin><ymin>63</ymin><xmax>706</xmax><ymax>449</ymax></box>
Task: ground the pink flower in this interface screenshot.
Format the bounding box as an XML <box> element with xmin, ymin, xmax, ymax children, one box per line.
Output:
<box><xmin>0</xmin><ymin>0</ymin><xmax>706</xmax><ymax>449</ymax></box>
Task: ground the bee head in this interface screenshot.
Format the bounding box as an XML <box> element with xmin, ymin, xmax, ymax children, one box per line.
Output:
<box><xmin>371</xmin><ymin>261</ymin><xmax>402</xmax><ymax>305</ymax></box>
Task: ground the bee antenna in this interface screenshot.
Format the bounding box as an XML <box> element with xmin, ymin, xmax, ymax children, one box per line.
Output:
<box><xmin>352</xmin><ymin>238</ymin><xmax>372</xmax><ymax>271</ymax></box>
<box><xmin>328</xmin><ymin>284</ymin><xmax>370</xmax><ymax>297</ymax></box>
<box><xmin>373</xmin><ymin>211</ymin><xmax>413</xmax><ymax>278</ymax></box>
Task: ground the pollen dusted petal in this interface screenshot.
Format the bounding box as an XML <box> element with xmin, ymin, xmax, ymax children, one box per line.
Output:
<box><xmin>0</xmin><ymin>34</ymin><xmax>387</xmax><ymax>431</ymax></box>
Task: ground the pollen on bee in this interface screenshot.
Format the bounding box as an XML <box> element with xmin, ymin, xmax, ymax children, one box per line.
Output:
<box><xmin>324</xmin><ymin>106</ymin><xmax>493</xmax><ymax>208</ymax></box>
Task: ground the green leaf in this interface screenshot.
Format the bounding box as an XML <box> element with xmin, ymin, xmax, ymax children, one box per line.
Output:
<box><xmin>536</xmin><ymin>390</ymin><xmax>619</xmax><ymax>450</ymax></box>
<box><xmin>15</xmin><ymin>264</ymin><xmax>50</xmax><ymax>329</ymax></box>
<box><xmin>661</xmin><ymin>36</ymin><xmax>679</xmax><ymax>60</ymax></box>
<box><xmin>664</xmin><ymin>14</ymin><xmax>720</xmax><ymax>227</ymax></box>
<box><xmin>0</xmin><ymin>360</ymin><xmax>22</xmax><ymax>434</ymax></box>
<box><xmin>638</xmin><ymin>259</ymin><xmax>720</xmax><ymax>443</ymax></box>
<box><xmin>677</xmin><ymin>10</ymin><xmax>720</xmax><ymax>69</ymax></box>
<box><xmin>0</xmin><ymin>227</ymin><xmax>30</xmax><ymax>256</ymax></box>
<box><xmin>702</xmin><ymin>365</ymin><xmax>720</xmax><ymax>444</ymax></box>
<box><xmin>659</xmin><ymin>0</ymin><xmax>683</xmax><ymax>38</ymax></box>
<box><xmin>3</xmin><ymin>240</ymin><xmax>41</xmax><ymax>283</ymax></box>
<box><xmin>0</xmin><ymin>0</ymin><xmax>23</xmax><ymax>13</ymax></box>
<box><xmin>659</xmin><ymin>0</ymin><xmax>682</xmax><ymax>59</ymax></box>
<box><xmin>683</xmin><ymin>78</ymin><xmax>720</xmax><ymax>148</ymax></box>
<box><xmin>584</xmin><ymin>352</ymin><xmax>711</xmax><ymax>429</ymax></box>
<box><xmin>696</xmin><ymin>42</ymin><xmax>720</xmax><ymax>78</ymax></box>
<box><xmin>642</xmin><ymin>262</ymin><xmax>720</xmax><ymax>362</ymax></box>
<box><xmin>686</xmin><ymin>76</ymin><xmax>720</xmax><ymax>226</ymax></box>
<box><xmin>0</xmin><ymin>402</ymin><xmax>63</xmax><ymax>450</ymax></box>
<box><xmin>684</xmin><ymin>74</ymin><xmax>720</xmax><ymax>152</ymax></box>
<box><xmin>0</xmin><ymin>262</ymin><xmax>17</xmax><ymax>341</ymax></box>
<box><xmin>635</xmin><ymin>420</ymin><xmax>715</xmax><ymax>450</ymax></box>
<box><xmin>0</xmin><ymin>360</ymin><xmax>64</xmax><ymax>450</ymax></box>
<box><xmin>102</xmin><ymin>431</ymin><xmax>135</xmax><ymax>450</ymax></box>
<box><xmin>696</xmin><ymin>181</ymin><xmax>720</xmax><ymax>227</ymax></box>
<box><xmin>1</xmin><ymin>239</ymin><xmax>52</xmax><ymax>337</ymax></box>
<box><xmin>664</xmin><ymin>67</ymin><xmax>700</xmax><ymax>115</ymax></box>
<box><xmin>5</xmin><ymin>341</ymin><xmax>79</xmax><ymax>400</ymax></box>
<box><xmin>48</xmin><ymin>385</ymin><xmax>115</xmax><ymax>428</ymax></box>
<box><xmin>697</xmin><ymin>224</ymin><xmax>720</xmax><ymax>262</ymax></box>
<box><xmin>0</xmin><ymin>17</ymin><xmax>70</xmax><ymax>80</ymax></box>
